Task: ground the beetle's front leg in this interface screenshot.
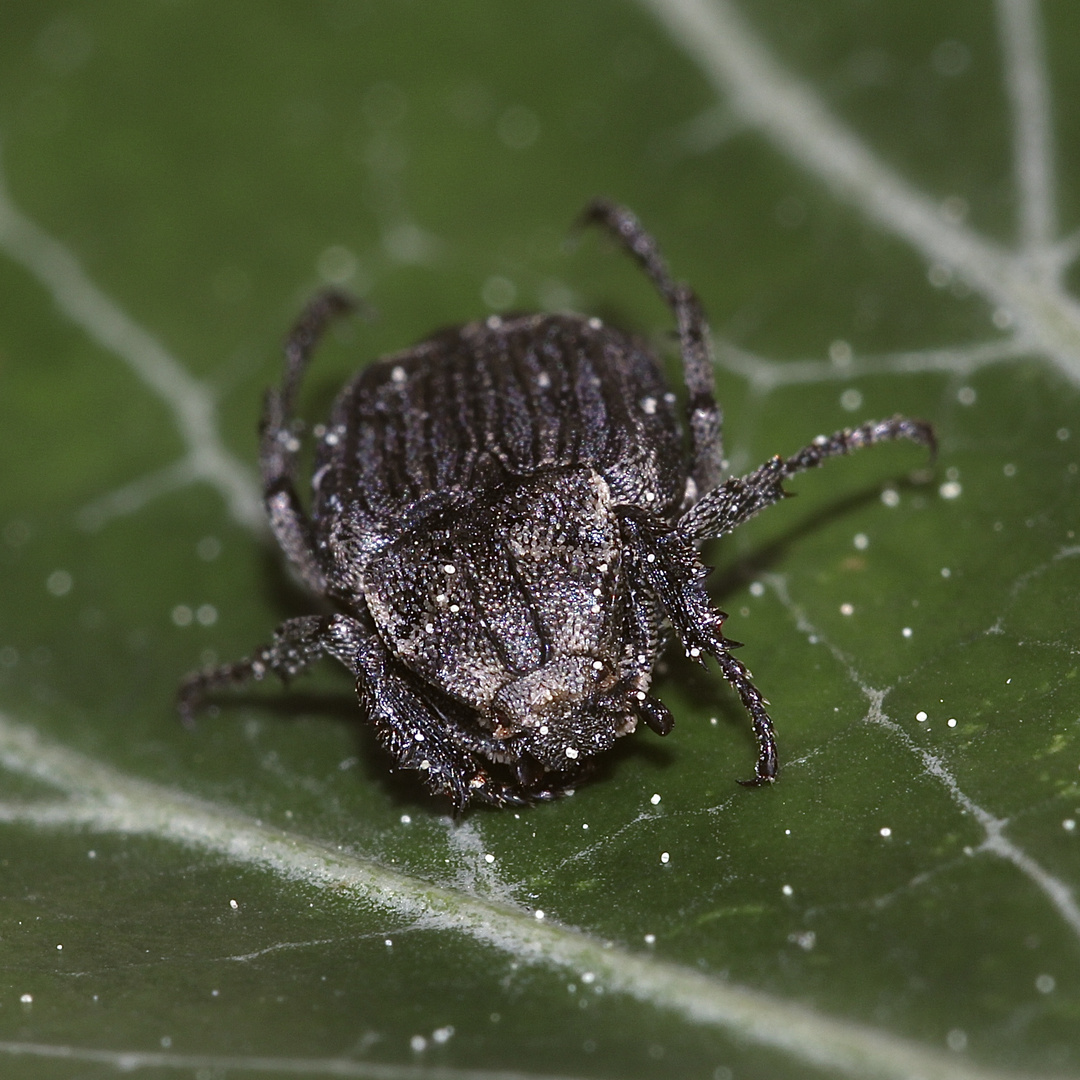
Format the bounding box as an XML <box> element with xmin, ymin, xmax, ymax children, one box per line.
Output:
<box><xmin>352</xmin><ymin>637</ymin><xmax>558</xmax><ymax>810</ymax></box>
<box><xmin>178</xmin><ymin>611</ymin><xmax>506</xmax><ymax>809</ymax></box>
<box><xmin>714</xmin><ymin>648</ymin><xmax>778</xmax><ymax>785</ymax></box>
<box><xmin>618</xmin><ymin>508</ymin><xmax>778</xmax><ymax>783</ymax></box>
<box><xmin>176</xmin><ymin>613</ymin><xmax>366</xmax><ymax>724</ymax></box>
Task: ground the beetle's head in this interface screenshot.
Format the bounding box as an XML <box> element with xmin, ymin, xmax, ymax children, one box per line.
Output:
<box><xmin>489</xmin><ymin>655</ymin><xmax>647</xmax><ymax>771</ymax></box>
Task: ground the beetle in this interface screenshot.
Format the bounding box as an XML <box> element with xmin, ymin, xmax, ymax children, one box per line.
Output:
<box><xmin>178</xmin><ymin>201</ymin><xmax>934</xmax><ymax>808</ymax></box>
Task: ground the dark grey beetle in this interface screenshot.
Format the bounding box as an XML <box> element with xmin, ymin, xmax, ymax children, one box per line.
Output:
<box><xmin>179</xmin><ymin>202</ymin><xmax>934</xmax><ymax>808</ymax></box>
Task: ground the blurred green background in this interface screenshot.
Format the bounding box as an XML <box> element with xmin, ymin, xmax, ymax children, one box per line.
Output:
<box><xmin>1</xmin><ymin>2</ymin><xmax>1079</xmax><ymax>1078</ymax></box>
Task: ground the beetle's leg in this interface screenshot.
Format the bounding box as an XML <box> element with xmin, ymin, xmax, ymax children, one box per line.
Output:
<box><xmin>468</xmin><ymin>763</ymin><xmax>577</xmax><ymax>808</ymax></box>
<box><xmin>261</xmin><ymin>290</ymin><xmax>357</xmax><ymax>594</ymax></box>
<box><xmin>177</xmin><ymin>612</ymin><xmax>535</xmax><ymax>810</ymax></box>
<box><xmin>619</xmin><ymin>509</ymin><xmax>777</xmax><ymax>783</ymax></box>
<box><xmin>620</xmin><ymin>509</ymin><xmax>722</xmax><ymax>658</ymax></box>
<box><xmin>625</xmin><ymin>586</ymin><xmax>674</xmax><ymax>735</ymax></box>
<box><xmin>278</xmin><ymin>289</ymin><xmax>358</xmax><ymax>417</ymax></box>
<box><xmin>679</xmin><ymin>416</ymin><xmax>936</xmax><ymax>542</ymax></box>
<box><xmin>619</xmin><ymin>531</ymin><xmax>676</xmax><ymax>735</ymax></box>
<box><xmin>714</xmin><ymin>649</ymin><xmax>778</xmax><ymax>785</ymax></box>
<box><xmin>579</xmin><ymin>199</ymin><xmax>725</xmax><ymax>494</ymax></box>
<box><xmin>351</xmin><ymin>637</ymin><xmax>570</xmax><ymax>810</ymax></box>
<box><xmin>176</xmin><ymin>614</ymin><xmax>365</xmax><ymax>725</ymax></box>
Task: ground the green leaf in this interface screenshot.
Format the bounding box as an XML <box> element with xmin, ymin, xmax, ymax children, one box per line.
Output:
<box><xmin>1</xmin><ymin>2</ymin><xmax>1078</xmax><ymax>1078</ymax></box>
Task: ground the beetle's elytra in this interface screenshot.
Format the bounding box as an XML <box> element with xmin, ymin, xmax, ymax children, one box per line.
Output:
<box><xmin>178</xmin><ymin>201</ymin><xmax>934</xmax><ymax>808</ymax></box>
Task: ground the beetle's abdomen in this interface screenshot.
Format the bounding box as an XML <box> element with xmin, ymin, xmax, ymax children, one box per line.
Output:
<box><xmin>312</xmin><ymin>313</ymin><xmax>686</xmax><ymax>533</ymax></box>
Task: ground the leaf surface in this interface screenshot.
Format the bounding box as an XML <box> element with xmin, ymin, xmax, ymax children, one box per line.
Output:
<box><xmin>0</xmin><ymin>3</ymin><xmax>1078</xmax><ymax>1077</ymax></box>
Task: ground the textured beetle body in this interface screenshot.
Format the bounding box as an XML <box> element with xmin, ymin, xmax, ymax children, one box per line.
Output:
<box><xmin>179</xmin><ymin>202</ymin><xmax>934</xmax><ymax>808</ymax></box>
<box><xmin>302</xmin><ymin>313</ymin><xmax>697</xmax><ymax>781</ymax></box>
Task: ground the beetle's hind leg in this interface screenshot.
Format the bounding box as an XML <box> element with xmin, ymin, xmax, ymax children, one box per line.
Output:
<box><xmin>260</xmin><ymin>290</ymin><xmax>357</xmax><ymax>594</ymax></box>
<box><xmin>578</xmin><ymin>199</ymin><xmax>725</xmax><ymax>494</ymax></box>
<box><xmin>278</xmin><ymin>289</ymin><xmax>358</xmax><ymax>416</ymax></box>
